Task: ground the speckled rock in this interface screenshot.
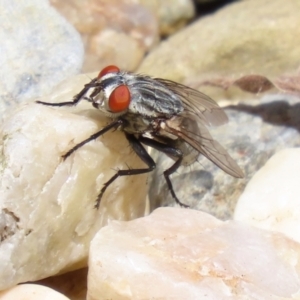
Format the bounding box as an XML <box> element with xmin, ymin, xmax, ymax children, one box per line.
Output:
<box><xmin>87</xmin><ymin>207</ymin><xmax>300</xmax><ymax>299</ymax></box>
<box><xmin>0</xmin><ymin>0</ymin><xmax>84</xmax><ymax>116</ymax></box>
<box><xmin>0</xmin><ymin>74</ymin><xmax>148</xmax><ymax>290</ymax></box>
<box><xmin>149</xmin><ymin>95</ymin><xmax>300</xmax><ymax>219</ymax></box>
<box><xmin>138</xmin><ymin>0</ymin><xmax>300</xmax><ymax>96</ymax></box>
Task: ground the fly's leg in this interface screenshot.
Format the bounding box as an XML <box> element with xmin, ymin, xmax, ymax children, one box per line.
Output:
<box><xmin>138</xmin><ymin>137</ymin><xmax>187</xmax><ymax>208</ymax></box>
<box><xmin>95</xmin><ymin>133</ymin><xmax>156</xmax><ymax>209</ymax></box>
<box><xmin>36</xmin><ymin>78</ymin><xmax>100</xmax><ymax>107</ymax></box>
<box><xmin>62</xmin><ymin>119</ymin><xmax>123</xmax><ymax>160</ymax></box>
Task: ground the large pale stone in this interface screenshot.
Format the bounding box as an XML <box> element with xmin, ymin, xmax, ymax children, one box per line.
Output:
<box><xmin>88</xmin><ymin>207</ymin><xmax>300</xmax><ymax>300</ymax></box>
<box><xmin>0</xmin><ymin>284</ymin><xmax>70</xmax><ymax>300</ymax></box>
<box><xmin>0</xmin><ymin>74</ymin><xmax>148</xmax><ymax>290</ymax></box>
<box><xmin>234</xmin><ymin>148</ymin><xmax>300</xmax><ymax>243</ymax></box>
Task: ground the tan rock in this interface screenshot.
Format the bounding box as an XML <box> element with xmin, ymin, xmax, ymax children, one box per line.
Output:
<box><xmin>87</xmin><ymin>207</ymin><xmax>300</xmax><ymax>299</ymax></box>
<box><xmin>50</xmin><ymin>0</ymin><xmax>159</xmax><ymax>72</ymax></box>
<box><xmin>85</xmin><ymin>29</ymin><xmax>145</xmax><ymax>74</ymax></box>
<box><xmin>0</xmin><ymin>284</ymin><xmax>70</xmax><ymax>300</ymax></box>
<box><xmin>0</xmin><ymin>74</ymin><xmax>148</xmax><ymax>289</ymax></box>
<box><xmin>234</xmin><ymin>148</ymin><xmax>300</xmax><ymax>243</ymax></box>
<box><xmin>138</xmin><ymin>0</ymin><xmax>300</xmax><ymax>99</ymax></box>
<box><xmin>50</xmin><ymin>0</ymin><xmax>195</xmax><ymax>72</ymax></box>
<box><xmin>138</xmin><ymin>0</ymin><xmax>195</xmax><ymax>35</ymax></box>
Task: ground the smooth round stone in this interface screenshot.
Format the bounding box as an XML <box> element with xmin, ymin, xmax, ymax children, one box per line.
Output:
<box><xmin>0</xmin><ymin>284</ymin><xmax>70</xmax><ymax>300</ymax></box>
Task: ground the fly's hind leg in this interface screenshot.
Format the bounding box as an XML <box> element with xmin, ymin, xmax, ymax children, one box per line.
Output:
<box><xmin>94</xmin><ymin>133</ymin><xmax>156</xmax><ymax>209</ymax></box>
<box><xmin>138</xmin><ymin>137</ymin><xmax>187</xmax><ymax>208</ymax></box>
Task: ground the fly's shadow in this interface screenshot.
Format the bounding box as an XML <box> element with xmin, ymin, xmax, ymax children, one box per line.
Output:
<box><xmin>226</xmin><ymin>99</ymin><xmax>300</xmax><ymax>132</ymax></box>
<box><xmin>149</xmin><ymin>167</ymin><xmax>213</xmax><ymax>210</ymax></box>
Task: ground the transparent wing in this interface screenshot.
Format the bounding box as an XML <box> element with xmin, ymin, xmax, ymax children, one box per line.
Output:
<box><xmin>155</xmin><ymin>78</ymin><xmax>228</xmax><ymax>127</ymax></box>
<box><xmin>164</xmin><ymin>115</ymin><xmax>244</xmax><ymax>178</ymax></box>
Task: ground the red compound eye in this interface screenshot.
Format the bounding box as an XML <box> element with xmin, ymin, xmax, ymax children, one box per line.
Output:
<box><xmin>98</xmin><ymin>65</ymin><xmax>120</xmax><ymax>78</ymax></box>
<box><xmin>108</xmin><ymin>85</ymin><xmax>131</xmax><ymax>113</ymax></box>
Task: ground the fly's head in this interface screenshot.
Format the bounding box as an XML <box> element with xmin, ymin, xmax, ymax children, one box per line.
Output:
<box><xmin>90</xmin><ymin>65</ymin><xmax>131</xmax><ymax>118</ymax></box>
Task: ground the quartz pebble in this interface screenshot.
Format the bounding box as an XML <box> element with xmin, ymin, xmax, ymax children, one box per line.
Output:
<box><xmin>0</xmin><ymin>284</ymin><xmax>70</xmax><ymax>300</ymax></box>
<box><xmin>88</xmin><ymin>207</ymin><xmax>300</xmax><ymax>300</ymax></box>
<box><xmin>0</xmin><ymin>74</ymin><xmax>148</xmax><ymax>290</ymax></box>
<box><xmin>234</xmin><ymin>148</ymin><xmax>300</xmax><ymax>243</ymax></box>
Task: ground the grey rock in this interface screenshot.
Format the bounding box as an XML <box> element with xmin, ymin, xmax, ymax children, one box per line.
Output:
<box><xmin>0</xmin><ymin>0</ymin><xmax>84</xmax><ymax>115</ymax></box>
<box><xmin>148</xmin><ymin>94</ymin><xmax>300</xmax><ymax>220</ymax></box>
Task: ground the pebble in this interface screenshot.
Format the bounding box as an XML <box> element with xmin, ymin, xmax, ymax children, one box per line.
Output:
<box><xmin>234</xmin><ymin>148</ymin><xmax>300</xmax><ymax>244</ymax></box>
<box><xmin>0</xmin><ymin>284</ymin><xmax>70</xmax><ymax>300</ymax></box>
<box><xmin>0</xmin><ymin>0</ymin><xmax>83</xmax><ymax>116</ymax></box>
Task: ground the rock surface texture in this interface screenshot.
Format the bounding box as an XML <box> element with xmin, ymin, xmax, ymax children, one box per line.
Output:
<box><xmin>88</xmin><ymin>207</ymin><xmax>300</xmax><ymax>300</ymax></box>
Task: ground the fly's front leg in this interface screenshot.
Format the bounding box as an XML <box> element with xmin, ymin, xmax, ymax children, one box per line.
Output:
<box><xmin>62</xmin><ymin>119</ymin><xmax>123</xmax><ymax>160</ymax></box>
<box><xmin>36</xmin><ymin>78</ymin><xmax>100</xmax><ymax>107</ymax></box>
<box><xmin>95</xmin><ymin>133</ymin><xmax>156</xmax><ymax>209</ymax></box>
<box><xmin>139</xmin><ymin>137</ymin><xmax>187</xmax><ymax>208</ymax></box>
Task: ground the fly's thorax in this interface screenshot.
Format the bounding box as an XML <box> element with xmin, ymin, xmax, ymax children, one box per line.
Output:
<box><xmin>127</xmin><ymin>74</ymin><xmax>184</xmax><ymax>118</ymax></box>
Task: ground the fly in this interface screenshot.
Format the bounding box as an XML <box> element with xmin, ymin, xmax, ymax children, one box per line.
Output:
<box><xmin>37</xmin><ymin>65</ymin><xmax>244</xmax><ymax>208</ymax></box>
